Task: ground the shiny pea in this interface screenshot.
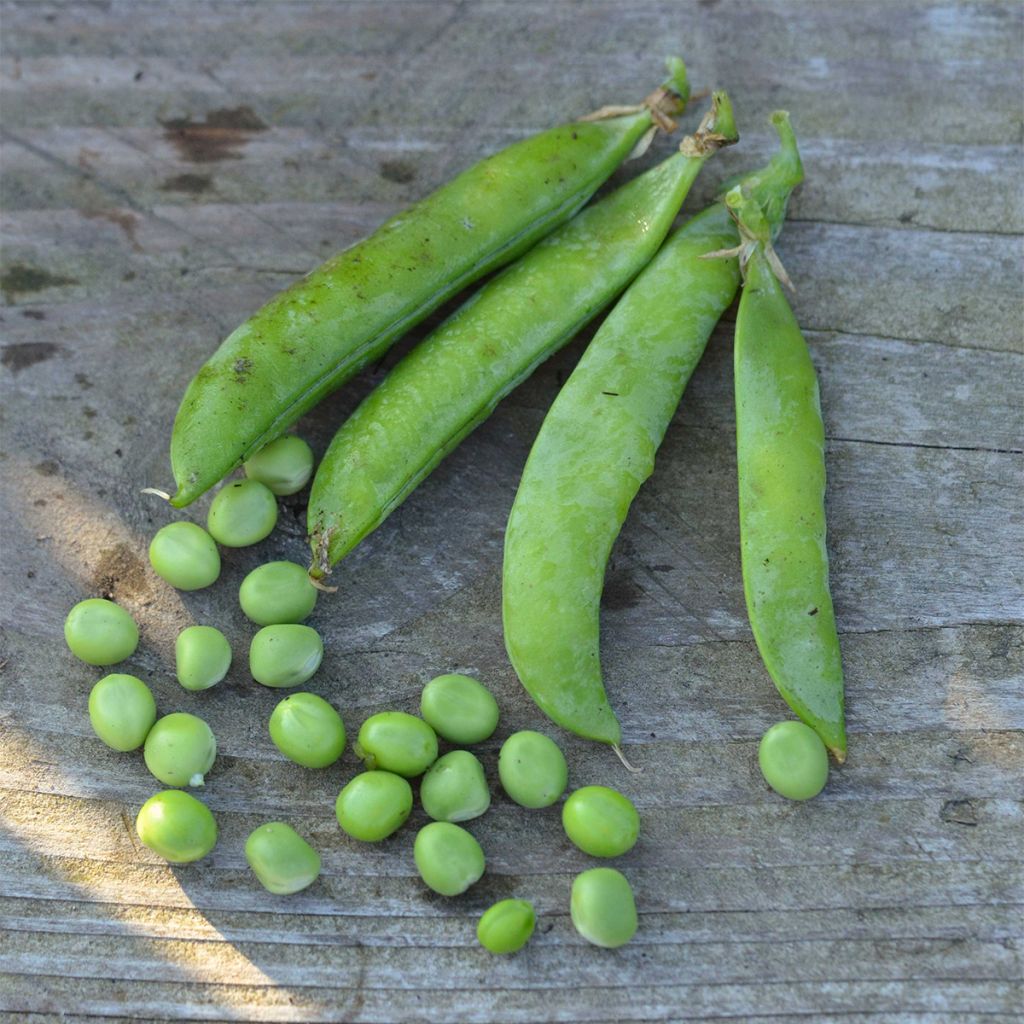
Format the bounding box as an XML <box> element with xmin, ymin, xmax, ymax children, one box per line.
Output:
<box><xmin>420</xmin><ymin>750</ymin><xmax>490</xmax><ymax>823</ymax></box>
<box><xmin>249</xmin><ymin>624</ymin><xmax>323</xmax><ymax>688</ymax></box>
<box><xmin>335</xmin><ymin>771</ymin><xmax>413</xmax><ymax>842</ymax></box>
<box><xmin>143</xmin><ymin>712</ymin><xmax>217</xmax><ymax>788</ymax></box>
<box><xmin>477</xmin><ymin>899</ymin><xmax>536</xmax><ymax>955</ymax></box>
<box><xmin>239</xmin><ymin>560</ymin><xmax>318</xmax><ymax>626</ymax></box>
<box><xmin>413</xmin><ymin>822</ymin><xmax>485</xmax><ymax>896</ymax></box>
<box><xmin>64</xmin><ymin>598</ymin><xmax>139</xmax><ymax>666</ymax></box>
<box><xmin>269</xmin><ymin>692</ymin><xmax>345</xmax><ymax>769</ymax></box>
<box><xmin>354</xmin><ymin>711</ymin><xmax>437</xmax><ymax>778</ymax></box>
<box><xmin>244</xmin><ymin>435</ymin><xmax>315</xmax><ymax>495</ymax></box>
<box><xmin>758</xmin><ymin>720</ymin><xmax>829</xmax><ymax>801</ymax></box>
<box><xmin>88</xmin><ymin>674</ymin><xmax>156</xmax><ymax>751</ymax></box>
<box><xmin>498</xmin><ymin>730</ymin><xmax>567</xmax><ymax>808</ymax></box>
<box><xmin>244</xmin><ymin>822</ymin><xmax>321</xmax><ymax>895</ymax></box>
<box><xmin>207</xmin><ymin>478</ymin><xmax>278</xmax><ymax>547</ymax></box>
<box><xmin>562</xmin><ymin>785</ymin><xmax>640</xmax><ymax>858</ymax></box>
<box><xmin>148</xmin><ymin>521</ymin><xmax>220</xmax><ymax>590</ymax></box>
<box><xmin>420</xmin><ymin>673</ymin><xmax>499</xmax><ymax>745</ymax></box>
<box><xmin>136</xmin><ymin>790</ymin><xmax>217</xmax><ymax>864</ymax></box>
<box><xmin>570</xmin><ymin>867</ymin><xmax>637</xmax><ymax>948</ymax></box>
<box><xmin>175</xmin><ymin>625</ymin><xmax>231</xmax><ymax>691</ymax></box>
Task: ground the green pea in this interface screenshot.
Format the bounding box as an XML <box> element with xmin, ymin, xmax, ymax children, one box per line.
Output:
<box><xmin>498</xmin><ymin>730</ymin><xmax>567</xmax><ymax>808</ymax></box>
<box><xmin>269</xmin><ymin>692</ymin><xmax>345</xmax><ymax>768</ymax></box>
<box><xmin>244</xmin><ymin>822</ymin><xmax>321</xmax><ymax>895</ymax></box>
<box><xmin>148</xmin><ymin>521</ymin><xmax>220</xmax><ymax>590</ymax></box>
<box><xmin>354</xmin><ymin>711</ymin><xmax>437</xmax><ymax>778</ymax></box>
<box><xmin>562</xmin><ymin>785</ymin><xmax>640</xmax><ymax>858</ymax></box>
<box><xmin>143</xmin><ymin>712</ymin><xmax>217</xmax><ymax>788</ymax></box>
<box><xmin>249</xmin><ymin>624</ymin><xmax>323</xmax><ymax>688</ymax></box>
<box><xmin>420</xmin><ymin>750</ymin><xmax>490</xmax><ymax>823</ymax></box>
<box><xmin>477</xmin><ymin>899</ymin><xmax>536</xmax><ymax>955</ymax></box>
<box><xmin>207</xmin><ymin>478</ymin><xmax>278</xmax><ymax>547</ymax></box>
<box><xmin>244</xmin><ymin>435</ymin><xmax>315</xmax><ymax>496</ymax></box>
<box><xmin>175</xmin><ymin>625</ymin><xmax>231</xmax><ymax>691</ymax></box>
<box><xmin>413</xmin><ymin>822</ymin><xmax>485</xmax><ymax>896</ymax></box>
<box><xmin>420</xmin><ymin>673</ymin><xmax>499</xmax><ymax>745</ymax></box>
<box><xmin>335</xmin><ymin>771</ymin><xmax>413</xmax><ymax>842</ymax></box>
<box><xmin>758</xmin><ymin>720</ymin><xmax>829</xmax><ymax>801</ymax></box>
<box><xmin>136</xmin><ymin>790</ymin><xmax>217</xmax><ymax>864</ymax></box>
<box><xmin>64</xmin><ymin>598</ymin><xmax>139</xmax><ymax>666</ymax></box>
<box><xmin>239</xmin><ymin>560</ymin><xmax>318</xmax><ymax>626</ymax></box>
<box><xmin>88</xmin><ymin>674</ymin><xmax>156</xmax><ymax>751</ymax></box>
<box><xmin>570</xmin><ymin>867</ymin><xmax>637</xmax><ymax>948</ymax></box>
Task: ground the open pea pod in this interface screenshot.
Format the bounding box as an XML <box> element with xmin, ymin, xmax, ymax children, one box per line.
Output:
<box><xmin>167</xmin><ymin>61</ymin><xmax>691</xmax><ymax>507</ymax></box>
<box><xmin>307</xmin><ymin>93</ymin><xmax>739</xmax><ymax>576</ymax></box>
<box><xmin>502</xmin><ymin>114</ymin><xmax>803</xmax><ymax>750</ymax></box>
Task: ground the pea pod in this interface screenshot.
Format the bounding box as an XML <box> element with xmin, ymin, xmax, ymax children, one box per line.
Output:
<box><xmin>308</xmin><ymin>93</ymin><xmax>738</xmax><ymax>574</ymax></box>
<box><xmin>725</xmin><ymin>185</ymin><xmax>846</xmax><ymax>760</ymax></box>
<box><xmin>501</xmin><ymin>114</ymin><xmax>803</xmax><ymax>747</ymax></box>
<box><xmin>167</xmin><ymin>62</ymin><xmax>691</xmax><ymax>507</ymax></box>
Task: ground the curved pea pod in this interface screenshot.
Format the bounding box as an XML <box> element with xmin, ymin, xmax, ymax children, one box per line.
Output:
<box><xmin>308</xmin><ymin>93</ymin><xmax>739</xmax><ymax>576</ymax></box>
<box><xmin>167</xmin><ymin>62</ymin><xmax>691</xmax><ymax>507</ymax></box>
<box><xmin>502</xmin><ymin>114</ymin><xmax>803</xmax><ymax>747</ymax></box>
<box><xmin>725</xmin><ymin>185</ymin><xmax>846</xmax><ymax>760</ymax></box>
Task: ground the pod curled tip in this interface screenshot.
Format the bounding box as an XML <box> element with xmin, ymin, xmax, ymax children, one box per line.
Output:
<box><xmin>679</xmin><ymin>89</ymin><xmax>739</xmax><ymax>158</ymax></box>
<box><xmin>664</xmin><ymin>56</ymin><xmax>690</xmax><ymax>107</ymax></box>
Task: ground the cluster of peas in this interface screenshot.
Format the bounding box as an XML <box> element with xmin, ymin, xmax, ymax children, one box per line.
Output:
<box><xmin>63</xmin><ymin>435</ymin><xmax>647</xmax><ymax>952</ymax></box>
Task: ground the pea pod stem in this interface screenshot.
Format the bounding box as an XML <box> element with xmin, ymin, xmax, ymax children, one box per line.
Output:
<box><xmin>166</xmin><ymin>61</ymin><xmax>691</xmax><ymax>507</ymax></box>
<box><xmin>307</xmin><ymin>92</ymin><xmax>738</xmax><ymax>578</ymax></box>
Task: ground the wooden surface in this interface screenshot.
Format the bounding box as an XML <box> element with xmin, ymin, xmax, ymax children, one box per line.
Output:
<box><xmin>1</xmin><ymin>1</ymin><xmax>1022</xmax><ymax>1021</ymax></box>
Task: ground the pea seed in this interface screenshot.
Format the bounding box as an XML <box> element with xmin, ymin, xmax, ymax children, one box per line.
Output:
<box><xmin>335</xmin><ymin>771</ymin><xmax>413</xmax><ymax>842</ymax></box>
<box><xmin>244</xmin><ymin>822</ymin><xmax>321</xmax><ymax>895</ymax></box>
<box><xmin>477</xmin><ymin>899</ymin><xmax>536</xmax><ymax>955</ymax></box>
<box><xmin>758</xmin><ymin>720</ymin><xmax>829</xmax><ymax>801</ymax></box>
<box><xmin>148</xmin><ymin>521</ymin><xmax>220</xmax><ymax>590</ymax></box>
<box><xmin>64</xmin><ymin>598</ymin><xmax>139</xmax><ymax>666</ymax></box>
<box><xmin>562</xmin><ymin>785</ymin><xmax>640</xmax><ymax>858</ymax></box>
<box><xmin>239</xmin><ymin>560</ymin><xmax>318</xmax><ymax>626</ymax></box>
<box><xmin>354</xmin><ymin>711</ymin><xmax>437</xmax><ymax>778</ymax></box>
<box><xmin>244</xmin><ymin>435</ymin><xmax>315</xmax><ymax>496</ymax></box>
<box><xmin>498</xmin><ymin>730</ymin><xmax>567</xmax><ymax>808</ymax></box>
<box><xmin>88</xmin><ymin>674</ymin><xmax>156</xmax><ymax>751</ymax></box>
<box><xmin>413</xmin><ymin>822</ymin><xmax>485</xmax><ymax>896</ymax></box>
<box><xmin>249</xmin><ymin>624</ymin><xmax>323</xmax><ymax>688</ymax></box>
<box><xmin>269</xmin><ymin>692</ymin><xmax>345</xmax><ymax>769</ymax></box>
<box><xmin>420</xmin><ymin>673</ymin><xmax>499</xmax><ymax>745</ymax></box>
<box><xmin>420</xmin><ymin>750</ymin><xmax>490</xmax><ymax>823</ymax></box>
<box><xmin>143</xmin><ymin>712</ymin><xmax>217</xmax><ymax>788</ymax></box>
<box><xmin>570</xmin><ymin>867</ymin><xmax>637</xmax><ymax>948</ymax></box>
<box><xmin>207</xmin><ymin>478</ymin><xmax>278</xmax><ymax>547</ymax></box>
<box><xmin>175</xmin><ymin>625</ymin><xmax>231</xmax><ymax>691</ymax></box>
<box><xmin>136</xmin><ymin>790</ymin><xmax>217</xmax><ymax>864</ymax></box>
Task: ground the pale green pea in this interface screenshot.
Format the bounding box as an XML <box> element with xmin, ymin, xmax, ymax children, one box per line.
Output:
<box><xmin>420</xmin><ymin>673</ymin><xmax>499</xmax><ymax>745</ymax></box>
<box><xmin>175</xmin><ymin>625</ymin><xmax>231</xmax><ymax>691</ymax></box>
<box><xmin>758</xmin><ymin>720</ymin><xmax>829</xmax><ymax>801</ymax></box>
<box><xmin>249</xmin><ymin>624</ymin><xmax>323</xmax><ymax>688</ymax></box>
<box><xmin>143</xmin><ymin>712</ymin><xmax>217</xmax><ymax>787</ymax></box>
<box><xmin>477</xmin><ymin>899</ymin><xmax>536</xmax><ymax>955</ymax></box>
<box><xmin>136</xmin><ymin>790</ymin><xmax>217</xmax><ymax>864</ymax></box>
<box><xmin>269</xmin><ymin>692</ymin><xmax>345</xmax><ymax>768</ymax></box>
<box><xmin>498</xmin><ymin>730</ymin><xmax>567</xmax><ymax>808</ymax></box>
<box><xmin>88</xmin><ymin>674</ymin><xmax>156</xmax><ymax>751</ymax></box>
<box><xmin>335</xmin><ymin>771</ymin><xmax>412</xmax><ymax>842</ymax></box>
<box><xmin>244</xmin><ymin>435</ymin><xmax>315</xmax><ymax>495</ymax></box>
<box><xmin>239</xmin><ymin>560</ymin><xmax>318</xmax><ymax>626</ymax></box>
<box><xmin>245</xmin><ymin>822</ymin><xmax>321</xmax><ymax>894</ymax></box>
<box><xmin>64</xmin><ymin>598</ymin><xmax>138</xmax><ymax>666</ymax></box>
<box><xmin>562</xmin><ymin>785</ymin><xmax>640</xmax><ymax>858</ymax></box>
<box><xmin>354</xmin><ymin>711</ymin><xmax>437</xmax><ymax>777</ymax></box>
<box><xmin>420</xmin><ymin>750</ymin><xmax>490</xmax><ymax>823</ymax></box>
<box><xmin>207</xmin><ymin>478</ymin><xmax>278</xmax><ymax>547</ymax></box>
<box><xmin>570</xmin><ymin>867</ymin><xmax>637</xmax><ymax>948</ymax></box>
<box><xmin>148</xmin><ymin>521</ymin><xmax>220</xmax><ymax>590</ymax></box>
<box><xmin>413</xmin><ymin>822</ymin><xmax>485</xmax><ymax>896</ymax></box>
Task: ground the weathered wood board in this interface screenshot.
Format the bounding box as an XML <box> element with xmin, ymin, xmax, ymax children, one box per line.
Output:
<box><xmin>1</xmin><ymin>1</ymin><xmax>1022</xmax><ymax>1021</ymax></box>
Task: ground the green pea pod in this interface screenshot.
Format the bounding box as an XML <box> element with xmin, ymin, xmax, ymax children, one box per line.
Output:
<box><xmin>308</xmin><ymin>93</ymin><xmax>738</xmax><ymax>575</ymax></box>
<box><xmin>167</xmin><ymin>62</ymin><xmax>691</xmax><ymax>507</ymax></box>
<box><xmin>502</xmin><ymin>114</ymin><xmax>803</xmax><ymax>748</ymax></box>
<box><xmin>723</xmin><ymin>185</ymin><xmax>846</xmax><ymax>760</ymax></box>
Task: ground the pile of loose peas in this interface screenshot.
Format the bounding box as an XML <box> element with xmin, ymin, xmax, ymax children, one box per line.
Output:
<box><xmin>64</xmin><ymin>435</ymin><xmax>654</xmax><ymax>952</ymax></box>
